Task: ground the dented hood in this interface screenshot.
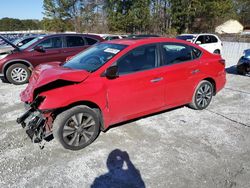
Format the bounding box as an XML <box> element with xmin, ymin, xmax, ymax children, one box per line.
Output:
<box><xmin>21</xmin><ymin>62</ymin><xmax>90</xmax><ymax>102</ymax></box>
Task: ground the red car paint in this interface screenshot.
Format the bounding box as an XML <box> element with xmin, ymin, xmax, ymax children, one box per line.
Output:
<box><xmin>21</xmin><ymin>37</ymin><xmax>226</xmax><ymax>130</ymax></box>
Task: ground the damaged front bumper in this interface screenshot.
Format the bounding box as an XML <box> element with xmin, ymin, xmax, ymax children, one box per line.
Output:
<box><xmin>17</xmin><ymin>97</ymin><xmax>53</xmax><ymax>144</ymax></box>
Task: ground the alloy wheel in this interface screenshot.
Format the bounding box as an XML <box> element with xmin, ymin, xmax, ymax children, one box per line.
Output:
<box><xmin>11</xmin><ymin>67</ymin><xmax>28</xmax><ymax>83</ymax></box>
<box><xmin>196</xmin><ymin>83</ymin><xmax>212</xmax><ymax>108</ymax></box>
<box><xmin>62</xmin><ymin>113</ymin><xmax>96</xmax><ymax>147</ymax></box>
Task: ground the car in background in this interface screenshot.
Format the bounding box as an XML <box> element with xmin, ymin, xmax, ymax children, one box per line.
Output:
<box><xmin>0</xmin><ymin>33</ymin><xmax>104</xmax><ymax>85</ymax></box>
<box><xmin>237</xmin><ymin>49</ymin><xmax>250</xmax><ymax>75</ymax></box>
<box><xmin>17</xmin><ymin>37</ymin><xmax>226</xmax><ymax>150</ymax></box>
<box><xmin>177</xmin><ymin>34</ymin><xmax>222</xmax><ymax>54</ymax></box>
<box><xmin>103</xmin><ymin>35</ymin><xmax>123</xmax><ymax>40</ymax></box>
<box><xmin>0</xmin><ymin>35</ymin><xmax>38</xmax><ymax>53</ymax></box>
<box><xmin>127</xmin><ymin>34</ymin><xmax>160</xmax><ymax>38</ymax></box>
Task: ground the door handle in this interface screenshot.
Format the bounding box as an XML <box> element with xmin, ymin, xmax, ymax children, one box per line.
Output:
<box><xmin>191</xmin><ymin>69</ymin><xmax>200</xmax><ymax>74</ymax></box>
<box><xmin>150</xmin><ymin>77</ymin><xmax>163</xmax><ymax>83</ymax></box>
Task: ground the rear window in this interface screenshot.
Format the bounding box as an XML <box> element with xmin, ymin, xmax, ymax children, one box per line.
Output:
<box><xmin>85</xmin><ymin>37</ymin><xmax>98</xmax><ymax>45</ymax></box>
<box><xmin>66</xmin><ymin>36</ymin><xmax>85</xmax><ymax>47</ymax></box>
<box><xmin>210</xmin><ymin>35</ymin><xmax>218</xmax><ymax>43</ymax></box>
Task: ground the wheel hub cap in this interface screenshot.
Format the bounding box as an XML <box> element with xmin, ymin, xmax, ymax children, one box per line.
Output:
<box><xmin>63</xmin><ymin>113</ymin><xmax>95</xmax><ymax>147</ymax></box>
<box><xmin>11</xmin><ymin>67</ymin><xmax>28</xmax><ymax>82</ymax></box>
<box><xmin>196</xmin><ymin>84</ymin><xmax>212</xmax><ymax>108</ymax></box>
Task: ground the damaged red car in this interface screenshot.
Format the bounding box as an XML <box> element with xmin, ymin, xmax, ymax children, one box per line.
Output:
<box><xmin>17</xmin><ymin>38</ymin><xmax>226</xmax><ymax>150</ymax></box>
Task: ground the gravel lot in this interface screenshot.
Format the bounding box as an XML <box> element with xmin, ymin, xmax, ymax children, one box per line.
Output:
<box><xmin>0</xmin><ymin>71</ymin><xmax>249</xmax><ymax>188</ymax></box>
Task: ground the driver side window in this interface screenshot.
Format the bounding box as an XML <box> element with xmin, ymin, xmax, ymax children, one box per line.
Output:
<box><xmin>117</xmin><ymin>45</ymin><xmax>157</xmax><ymax>75</ymax></box>
<box><xmin>36</xmin><ymin>37</ymin><xmax>62</xmax><ymax>49</ymax></box>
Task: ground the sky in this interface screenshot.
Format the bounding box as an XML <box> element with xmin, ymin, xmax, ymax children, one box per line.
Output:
<box><xmin>0</xmin><ymin>0</ymin><xmax>44</xmax><ymax>20</ymax></box>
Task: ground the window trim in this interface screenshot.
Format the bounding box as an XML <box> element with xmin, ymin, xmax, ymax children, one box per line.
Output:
<box><xmin>33</xmin><ymin>36</ymin><xmax>63</xmax><ymax>50</ymax></box>
<box><xmin>114</xmin><ymin>43</ymin><xmax>161</xmax><ymax>76</ymax></box>
<box><xmin>159</xmin><ymin>42</ymin><xmax>203</xmax><ymax>67</ymax></box>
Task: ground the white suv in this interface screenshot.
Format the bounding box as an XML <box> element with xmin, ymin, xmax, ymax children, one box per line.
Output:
<box><xmin>177</xmin><ymin>34</ymin><xmax>222</xmax><ymax>54</ymax></box>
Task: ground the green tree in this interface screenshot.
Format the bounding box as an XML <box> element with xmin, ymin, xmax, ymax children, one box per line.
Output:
<box><xmin>105</xmin><ymin>0</ymin><xmax>150</xmax><ymax>33</ymax></box>
<box><xmin>170</xmin><ymin>0</ymin><xmax>237</xmax><ymax>33</ymax></box>
<box><xmin>234</xmin><ymin>0</ymin><xmax>250</xmax><ymax>26</ymax></box>
<box><xmin>169</xmin><ymin>0</ymin><xmax>202</xmax><ymax>33</ymax></box>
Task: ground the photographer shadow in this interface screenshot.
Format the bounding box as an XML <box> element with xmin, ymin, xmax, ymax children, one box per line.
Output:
<box><xmin>91</xmin><ymin>149</ymin><xmax>145</xmax><ymax>188</ymax></box>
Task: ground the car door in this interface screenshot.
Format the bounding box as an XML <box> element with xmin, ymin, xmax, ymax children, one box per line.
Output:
<box><xmin>61</xmin><ymin>35</ymin><xmax>89</xmax><ymax>60</ymax></box>
<box><xmin>29</xmin><ymin>36</ymin><xmax>63</xmax><ymax>66</ymax></box>
<box><xmin>105</xmin><ymin>44</ymin><xmax>166</xmax><ymax>124</ymax></box>
<box><xmin>160</xmin><ymin>43</ymin><xmax>202</xmax><ymax>106</ymax></box>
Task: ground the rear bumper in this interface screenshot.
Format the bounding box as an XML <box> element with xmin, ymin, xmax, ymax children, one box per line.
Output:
<box><xmin>215</xmin><ymin>71</ymin><xmax>226</xmax><ymax>94</ymax></box>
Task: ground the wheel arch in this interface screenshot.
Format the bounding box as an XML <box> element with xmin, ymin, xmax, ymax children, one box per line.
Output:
<box><xmin>213</xmin><ymin>49</ymin><xmax>221</xmax><ymax>54</ymax></box>
<box><xmin>52</xmin><ymin>100</ymin><xmax>105</xmax><ymax>131</ymax></box>
<box><xmin>203</xmin><ymin>77</ymin><xmax>216</xmax><ymax>95</ymax></box>
<box><xmin>3</xmin><ymin>59</ymin><xmax>33</xmax><ymax>76</ymax></box>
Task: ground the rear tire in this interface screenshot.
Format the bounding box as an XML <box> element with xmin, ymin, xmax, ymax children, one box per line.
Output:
<box><xmin>6</xmin><ymin>63</ymin><xmax>30</xmax><ymax>85</ymax></box>
<box><xmin>53</xmin><ymin>105</ymin><xmax>100</xmax><ymax>150</ymax></box>
<box><xmin>189</xmin><ymin>80</ymin><xmax>213</xmax><ymax>110</ymax></box>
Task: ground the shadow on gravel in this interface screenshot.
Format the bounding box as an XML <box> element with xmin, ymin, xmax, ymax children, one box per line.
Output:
<box><xmin>226</xmin><ymin>66</ymin><xmax>250</xmax><ymax>77</ymax></box>
<box><xmin>226</xmin><ymin>65</ymin><xmax>238</xmax><ymax>75</ymax></box>
<box><xmin>104</xmin><ymin>105</ymin><xmax>185</xmax><ymax>132</ymax></box>
<box><xmin>91</xmin><ymin>149</ymin><xmax>145</xmax><ymax>188</ymax></box>
<box><xmin>0</xmin><ymin>75</ymin><xmax>10</xmax><ymax>83</ymax></box>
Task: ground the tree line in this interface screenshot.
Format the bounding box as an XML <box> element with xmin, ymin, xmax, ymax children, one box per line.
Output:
<box><xmin>0</xmin><ymin>0</ymin><xmax>249</xmax><ymax>34</ymax></box>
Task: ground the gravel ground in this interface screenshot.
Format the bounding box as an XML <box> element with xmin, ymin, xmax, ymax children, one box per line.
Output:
<box><xmin>0</xmin><ymin>72</ymin><xmax>249</xmax><ymax>188</ymax></box>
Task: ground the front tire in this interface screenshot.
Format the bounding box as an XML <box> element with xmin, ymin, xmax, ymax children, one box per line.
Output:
<box><xmin>6</xmin><ymin>63</ymin><xmax>30</xmax><ymax>85</ymax></box>
<box><xmin>53</xmin><ymin>105</ymin><xmax>100</xmax><ymax>150</ymax></box>
<box><xmin>189</xmin><ymin>80</ymin><xmax>213</xmax><ymax>110</ymax></box>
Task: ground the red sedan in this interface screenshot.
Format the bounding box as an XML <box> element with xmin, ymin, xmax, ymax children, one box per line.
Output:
<box><xmin>17</xmin><ymin>37</ymin><xmax>226</xmax><ymax>150</ymax></box>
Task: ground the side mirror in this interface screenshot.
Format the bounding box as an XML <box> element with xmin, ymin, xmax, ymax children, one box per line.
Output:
<box><xmin>34</xmin><ymin>46</ymin><xmax>45</xmax><ymax>52</ymax></box>
<box><xmin>195</xmin><ymin>41</ymin><xmax>201</xmax><ymax>45</ymax></box>
<box><xmin>105</xmin><ymin>65</ymin><xmax>118</xmax><ymax>79</ymax></box>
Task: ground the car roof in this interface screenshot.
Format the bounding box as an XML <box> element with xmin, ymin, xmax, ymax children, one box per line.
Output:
<box><xmin>41</xmin><ymin>33</ymin><xmax>104</xmax><ymax>40</ymax></box>
<box><xmin>104</xmin><ymin>37</ymin><xmax>197</xmax><ymax>47</ymax></box>
<box><xmin>180</xmin><ymin>33</ymin><xmax>218</xmax><ymax>37</ymax></box>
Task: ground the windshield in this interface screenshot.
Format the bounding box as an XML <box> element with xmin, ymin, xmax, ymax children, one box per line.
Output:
<box><xmin>13</xmin><ymin>38</ymin><xmax>22</xmax><ymax>45</ymax></box>
<box><xmin>63</xmin><ymin>43</ymin><xmax>127</xmax><ymax>72</ymax></box>
<box><xmin>0</xmin><ymin>37</ymin><xmax>12</xmax><ymax>47</ymax></box>
<box><xmin>176</xmin><ymin>35</ymin><xmax>195</xmax><ymax>41</ymax></box>
<box><xmin>19</xmin><ymin>36</ymin><xmax>45</xmax><ymax>50</ymax></box>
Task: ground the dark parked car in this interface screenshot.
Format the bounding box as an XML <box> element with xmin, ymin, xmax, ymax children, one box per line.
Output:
<box><xmin>17</xmin><ymin>37</ymin><xmax>226</xmax><ymax>150</ymax></box>
<box><xmin>0</xmin><ymin>34</ymin><xmax>104</xmax><ymax>84</ymax></box>
<box><xmin>237</xmin><ymin>49</ymin><xmax>250</xmax><ymax>75</ymax></box>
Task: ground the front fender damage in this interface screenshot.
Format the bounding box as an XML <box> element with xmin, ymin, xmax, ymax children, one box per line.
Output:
<box><xmin>17</xmin><ymin>96</ymin><xmax>54</xmax><ymax>145</ymax></box>
<box><xmin>17</xmin><ymin>81</ymin><xmax>77</xmax><ymax>146</ymax></box>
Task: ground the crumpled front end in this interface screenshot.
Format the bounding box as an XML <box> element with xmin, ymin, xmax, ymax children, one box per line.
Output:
<box><xmin>17</xmin><ymin>62</ymin><xmax>90</xmax><ymax>144</ymax></box>
<box><xmin>17</xmin><ymin>96</ymin><xmax>53</xmax><ymax>144</ymax></box>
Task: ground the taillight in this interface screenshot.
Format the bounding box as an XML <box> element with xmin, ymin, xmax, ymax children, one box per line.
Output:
<box><xmin>219</xmin><ymin>59</ymin><xmax>225</xmax><ymax>66</ymax></box>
